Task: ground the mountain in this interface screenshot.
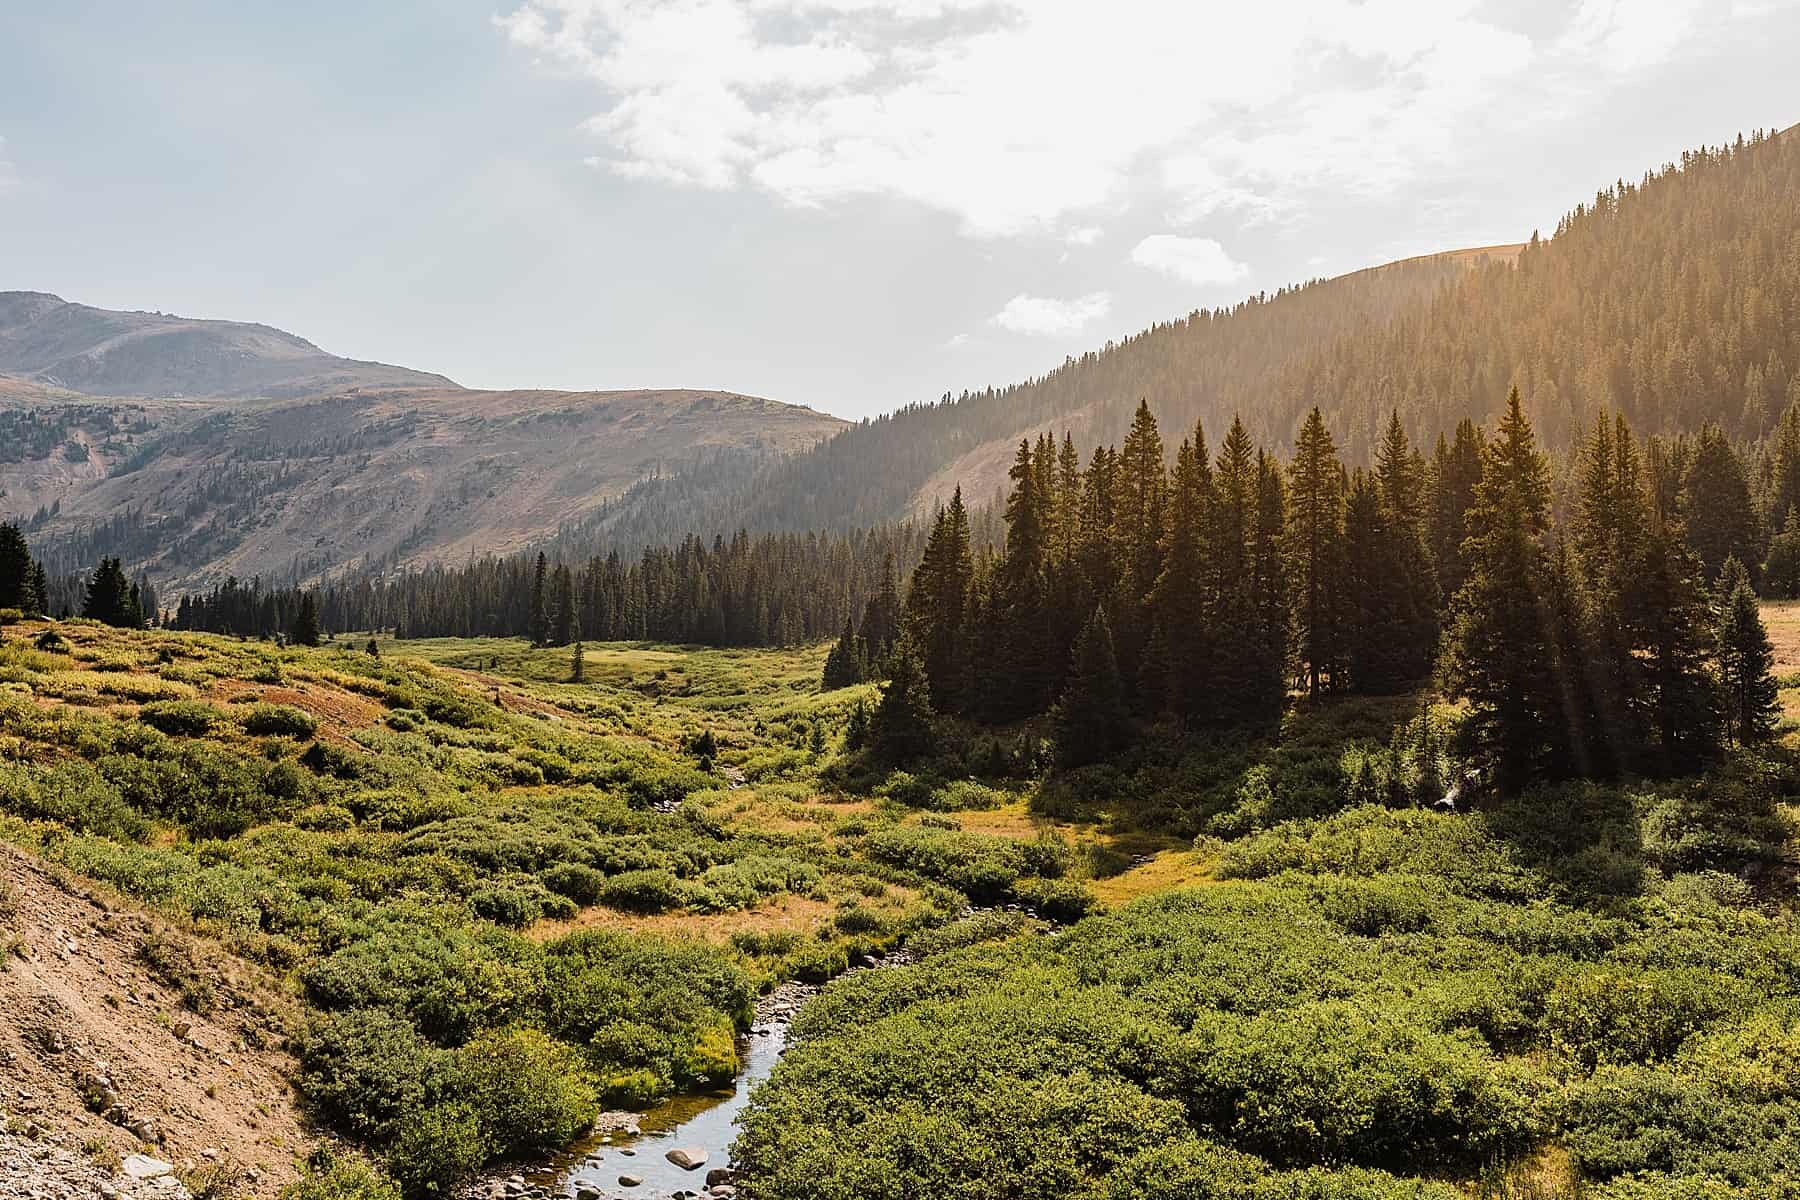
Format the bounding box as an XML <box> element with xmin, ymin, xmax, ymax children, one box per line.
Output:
<box><xmin>0</xmin><ymin>295</ymin><xmax>846</xmax><ymax>592</ymax></box>
<box><xmin>9</xmin><ymin>386</ymin><xmax>844</xmax><ymax>592</ymax></box>
<box><xmin>576</xmin><ymin>125</ymin><xmax>1798</xmax><ymax>546</ymax></box>
<box><xmin>0</xmin><ymin>291</ymin><xmax>454</xmax><ymax>399</ymax></box>
<box><xmin>549</xmin><ymin>245</ymin><xmax>1517</xmax><ymax>552</ymax></box>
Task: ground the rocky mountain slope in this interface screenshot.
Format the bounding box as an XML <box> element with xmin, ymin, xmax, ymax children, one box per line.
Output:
<box><xmin>0</xmin><ymin>294</ymin><xmax>846</xmax><ymax>593</ymax></box>
<box><xmin>0</xmin><ymin>291</ymin><xmax>452</xmax><ymax>399</ymax></box>
<box><xmin>10</xmin><ymin>385</ymin><xmax>844</xmax><ymax>593</ymax></box>
<box><xmin>0</xmin><ymin>841</ymin><xmax>309</xmax><ymax>1198</ymax></box>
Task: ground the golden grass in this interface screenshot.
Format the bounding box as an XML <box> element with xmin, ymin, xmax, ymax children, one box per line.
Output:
<box><xmin>1761</xmin><ymin>601</ymin><xmax>1800</xmax><ymax>674</ymax></box>
<box><xmin>522</xmin><ymin>893</ymin><xmax>836</xmax><ymax>945</ymax></box>
<box><xmin>1089</xmin><ymin>849</ymin><xmax>1218</xmax><ymax>908</ymax></box>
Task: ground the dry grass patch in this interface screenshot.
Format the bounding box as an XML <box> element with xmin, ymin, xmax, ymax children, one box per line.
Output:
<box><xmin>523</xmin><ymin>893</ymin><xmax>834</xmax><ymax>945</ymax></box>
<box><xmin>1088</xmin><ymin>849</ymin><xmax>1218</xmax><ymax>908</ymax></box>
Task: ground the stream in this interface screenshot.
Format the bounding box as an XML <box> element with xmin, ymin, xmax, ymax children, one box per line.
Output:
<box><xmin>490</xmin><ymin>981</ymin><xmax>814</xmax><ymax>1200</ymax></box>
<box><xmin>484</xmin><ymin>923</ymin><xmax>1010</xmax><ymax>1200</ymax></box>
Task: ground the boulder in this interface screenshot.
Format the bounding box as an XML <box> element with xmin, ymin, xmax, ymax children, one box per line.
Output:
<box><xmin>618</xmin><ymin>1174</ymin><xmax>643</xmax><ymax>1188</ymax></box>
<box><xmin>705</xmin><ymin>1168</ymin><xmax>736</xmax><ymax>1188</ymax></box>
<box><xmin>667</xmin><ymin>1146</ymin><xmax>708</xmax><ymax>1170</ymax></box>
<box><xmin>121</xmin><ymin>1154</ymin><xmax>174</xmax><ymax>1180</ymax></box>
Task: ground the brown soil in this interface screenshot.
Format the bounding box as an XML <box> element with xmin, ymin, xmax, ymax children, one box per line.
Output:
<box><xmin>0</xmin><ymin>842</ymin><xmax>312</xmax><ymax>1197</ymax></box>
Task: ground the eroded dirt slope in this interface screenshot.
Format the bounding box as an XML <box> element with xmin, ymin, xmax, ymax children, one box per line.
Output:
<box><xmin>0</xmin><ymin>841</ymin><xmax>311</xmax><ymax>1198</ymax></box>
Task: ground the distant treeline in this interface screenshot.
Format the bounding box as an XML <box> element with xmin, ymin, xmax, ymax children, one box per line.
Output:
<box><xmin>169</xmin><ymin>526</ymin><xmax>949</xmax><ymax>647</ymax></box>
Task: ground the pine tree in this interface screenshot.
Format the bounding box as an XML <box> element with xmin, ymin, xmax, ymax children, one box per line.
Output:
<box><xmin>1054</xmin><ymin>608</ymin><xmax>1129</xmax><ymax>767</ymax></box>
<box><xmin>1428</xmin><ymin>419</ymin><xmax>1484</xmax><ymax>602</ymax></box>
<box><xmin>1769</xmin><ymin>400</ymin><xmax>1800</xmax><ymax>527</ymax></box>
<box><xmin>844</xmin><ymin>698</ymin><xmax>870</xmax><ymax>750</ymax></box>
<box><xmin>528</xmin><ymin>552</ymin><xmax>551</xmax><ymax>646</ymax></box>
<box><xmin>1441</xmin><ymin>389</ymin><xmax>1565</xmax><ymax>787</ymax></box>
<box><xmin>289</xmin><ymin>593</ymin><xmax>321</xmax><ymax>647</ymax></box>
<box><xmin>1342</xmin><ymin>469</ymin><xmax>1409</xmax><ymax>693</ymax></box>
<box><xmin>551</xmin><ymin>564</ymin><xmax>578</xmax><ymax>646</ymax></box>
<box><xmin>821</xmin><ymin>615</ymin><xmax>863</xmax><ymax>690</ymax></box>
<box><xmin>1638</xmin><ymin>517</ymin><xmax>1722</xmax><ymax>773</ymax></box>
<box><xmin>1375</xmin><ymin>411</ymin><xmax>1439</xmax><ymax>679</ymax></box>
<box><xmin>26</xmin><ymin>562</ymin><xmax>48</xmax><ymax>617</ymax></box>
<box><xmin>1765</xmin><ymin>508</ymin><xmax>1800</xmax><ymax>598</ymax></box>
<box><xmin>986</xmin><ymin>440</ymin><xmax>1053</xmax><ymax>720</ymax></box>
<box><xmin>0</xmin><ymin>523</ymin><xmax>32</xmax><ymax>611</ymax></box>
<box><xmin>1111</xmin><ymin>400</ymin><xmax>1166</xmax><ymax>677</ymax></box>
<box><xmin>1286</xmin><ymin>407</ymin><xmax>1346</xmax><ymax>697</ymax></box>
<box><xmin>569</xmin><ymin>641</ymin><xmax>586</xmax><ymax>683</ymax></box>
<box><xmin>81</xmin><ymin>558</ymin><xmax>137</xmax><ymax>628</ymax></box>
<box><xmin>904</xmin><ymin>489</ymin><xmax>973</xmax><ymax>713</ymax></box>
<box><xmin>857</xmin><ymin>554</ymin><xmax>901</xmax><ymax>669</ymax></box>
<box><xmin>1679</xmin><ymin>423</ymin><xmax>1759</xmax><ymax>584</ymax></box>
<box><xmin>871</xmin><ymin>633</ymin><xmax>935</xmax><ymax>764</ymax></box>
<box><xmin>1571</xmin><ymin>412</ymin><xmax>1651</xmax><ymax>770</ymax></box>
<box><xmin>1716</xmin><ymin>557</ymin><xmax>1779</xmax><ymax>744</ymax></box>
<box><xmin>1153</xmin><ymin>428</ymin><xmax>1214</xmax><ymax>725</ymax></box>
<box><xmin>1248</xmin><ymin>450</ymin><xmax>1290</xmax><ymax>727</ymax></box>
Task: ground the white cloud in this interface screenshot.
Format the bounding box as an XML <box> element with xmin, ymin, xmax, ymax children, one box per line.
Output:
<box><xmin>1062</xmin><ymin>226</ymin><xmax>1104</xmax><ymax>247</ymax></box>
<box><xmin>1558</xmin><ymin>0</ymin><xmax>1707</xmax><ymax>72</ymax></box>
<box><xmin>990</xmin><ymin>292</ymin><xmax>1111</xmax><ymax>337</ymax></box>
<box><xmin>0</xmin><ymin>136</ymin><xmax>15</xmax><ymax>194</ymax></box>
<box><xmin>498</xmin><ymin>1</ymin><xmax>1772</xmax><ymax>240</ymax></box>
<box><xmin>1130</xmin><ymin>235</ymin><xmax>1249</xmax><ymax>287</ymax></box>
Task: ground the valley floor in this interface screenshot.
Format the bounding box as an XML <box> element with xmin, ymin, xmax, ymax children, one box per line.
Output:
<box><xmin>1</xmin><ymin>617</ymin><xmax>1797</xmax><ymax>1199</ymax></box>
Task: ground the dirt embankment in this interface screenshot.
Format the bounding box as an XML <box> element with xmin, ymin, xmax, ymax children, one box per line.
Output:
<box><xmin>0</xmin><ymin>842</ymin><xmax>313</xmax><ymax>1198</ymax></box>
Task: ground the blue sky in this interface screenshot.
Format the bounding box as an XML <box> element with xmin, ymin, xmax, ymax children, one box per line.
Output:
<box><xmin>2</xmin><ymin>0</ymin><xmax>1797</xmax><ymax>419</ymax></box>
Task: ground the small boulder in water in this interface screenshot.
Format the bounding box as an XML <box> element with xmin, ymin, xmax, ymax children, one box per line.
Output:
<box><xmin>667</xmin><ymin>1146</ymin><xmax>708</xmax><ymax>1170</ymax></box>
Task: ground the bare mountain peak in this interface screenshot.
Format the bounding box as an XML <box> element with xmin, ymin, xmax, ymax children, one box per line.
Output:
<box><xmin>0</xmin><ymin>289</ymin><xmax>454</xmax><ymax>399</ymax></box>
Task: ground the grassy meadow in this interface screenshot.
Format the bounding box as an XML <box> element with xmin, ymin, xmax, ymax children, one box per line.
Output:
<box><xmin>1</xmin><ymin>613</ymin><xmax>1798</xmax><ymax>1199</ymax></box>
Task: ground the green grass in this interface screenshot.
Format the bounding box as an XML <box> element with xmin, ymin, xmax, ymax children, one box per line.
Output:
<box><xmin>10</xmin><ymin>619</ymin><xmax>1797</xmax><ymax>1200</ymax></box>
<box><xmin>0</xmin><ymin>620</ymin><xmax>1088</xmax><ymax>1198</ymax></box>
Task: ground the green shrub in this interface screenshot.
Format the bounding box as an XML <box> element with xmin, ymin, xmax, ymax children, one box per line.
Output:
<box><xmin>1012</xmin><ymin>876</ymin><xmax>1098</xmax><ymax>923</ymax></box>
<box><xmin>469</xmin><ymin>873</ymin><xmax>573</xmax><ymax>928</ymax></box>
<box><xmin>542</xmin><ymin>862</ymin><xmax>606</xmax><ymax>906</ymax></box>
<box><xmin>241</xmin><ymin>703</ymin><xmax>319</xmax><ymax>738</ymax></box>
<box><xmin>302</xmin><ymin>741</ymin><xmax>365</xmax><ymax>780</ymax></box>
<box><xmin>138</xmin><ymin>700</ymin><xmax>223</xmax><ymax>737</ymax></box>
<box><xmin>787</xmin><ymin>940</ymin><xmax>849</xmax><ymax>984</ymax></box>
<box><xmin>599</xmin><ymin>869</ymin><xmax>689</xmax><ymax>914</ymax></box>
<box><xmin>0</xmin><ymin>761</ymin><xmax>150</xmax><ymax>841</ymax></box>
<box><xmin>1545</xmin><ymin>967</ymin><xmax>1749</xmax><ymax>1067</ymax></box>
<box><xmin>295</xmin><ymin>804</ymin><xmax>356</xmax><ymax>833</ymax></box>
<box><xmin>384</xmin><ymin>1102</ymin><xmax>483</xmax><ymax>1200</ymax></box>
<box><xmin>297</xmin><ymin>1010</ymin><xmax>445</xmax><ymax>1141</ymax></box>
<box><xmin>283</xmin><ymin>1149</ymin><xmax>402</xmax><ymax>1200</ymax></box>
<box><xmin>451</xmin><ymin>1027</ymin><xmax>598</xmax><ymax>1157</ymax></box>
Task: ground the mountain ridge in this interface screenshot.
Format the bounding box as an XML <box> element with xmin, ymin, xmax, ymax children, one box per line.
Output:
<box><xmin>0</xmin><ymin>290</ymin><xmax>457</xmax><ymax>399</ymax></box>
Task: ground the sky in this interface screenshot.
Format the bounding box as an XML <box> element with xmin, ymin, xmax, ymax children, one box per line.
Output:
<box><xmin>1</xmin><ymin>1</ymin><xmax>1797</xmax><ymax>421</ymax></box>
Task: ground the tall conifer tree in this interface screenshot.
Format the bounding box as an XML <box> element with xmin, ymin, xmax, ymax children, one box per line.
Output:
<box><xmin>1286</xmin><ymin>408</ymin><xmax>1346</xmax><ymax>697</ymax></box>
<box><xmin>1716</xmin><ymin>557</ymin><xmax>1780</xmax><ymax>744</ymax></box>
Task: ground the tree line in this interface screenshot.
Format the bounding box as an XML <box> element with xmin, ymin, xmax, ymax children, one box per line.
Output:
<box><xmin>2</xmin><ymin>522</ymin><xmax>159</xmax><ymax>630</ymax></box>
<box><xmin>864</xmin><ymin>392</ymin><xmax>1780</xmax><ymax>784</ymax></box>
<box><xmin>170</xmin><ymin>527</ymin><xmax>932</xmax><ymax>650</ymax></box>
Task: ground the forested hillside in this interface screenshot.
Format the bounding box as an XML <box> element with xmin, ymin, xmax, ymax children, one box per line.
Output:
<box><xmin>1279</xmin><ymin>128</ymin><xmax>1800</xmax><ymax>452</ymax></box>
<box><xmin>571</xmin><ymin>249</ymin><xmax>1489</xmax><ymax>542</ymax></box>
<box><xmin>584</xmin><ymin>126</ymin><xmax>1797</xmax><ymax>544</ymax></box>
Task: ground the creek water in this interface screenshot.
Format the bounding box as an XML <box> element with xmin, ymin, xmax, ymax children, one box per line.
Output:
<box><xmin>524</xmin><ymin>988</ymin><xmax>804</xmax><ymax>1199</ymax></box>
